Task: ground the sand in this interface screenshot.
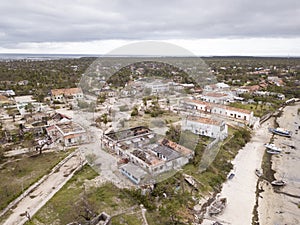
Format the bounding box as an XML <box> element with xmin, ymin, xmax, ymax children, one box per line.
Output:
<box><xmin>258</xmin><ymin>103</ymin><xmax>300</xmax><ymax>225</ymax></box>
<box><xmin>201</xmin><ymin>103</ymin><xmax>300</xmax><ymax>225</ymax></box>
<box><xmin>202</xmin><ymin>118</ymin><xmax>273</xmax><ymax>225</ymax></box>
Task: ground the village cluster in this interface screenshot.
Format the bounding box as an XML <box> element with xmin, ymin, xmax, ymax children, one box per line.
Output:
<box><xmin>0</xmin><ymin>62</ymin><xmax>291</xmax><ymax>185</ymax></box>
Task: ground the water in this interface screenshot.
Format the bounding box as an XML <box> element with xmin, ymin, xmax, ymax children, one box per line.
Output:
<box><xmin>0</xmin><ymin>53</ymin><xmax>102</xmax><ymax>61</ymax></box>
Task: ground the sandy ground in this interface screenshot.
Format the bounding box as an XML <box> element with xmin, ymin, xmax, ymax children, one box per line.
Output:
<box><xmin>202</xmin><ymin>118</ymin><xmax>273</xmax><ymax>225</ymax></box>
<box><xmin>1</xmin><ymin>150</ymin><xmax>85</xmax><ymax>225</ymax></box>
<box><xmin>258</xmin><ymin>103</ymin><xmax>300</xmax><ymax>225</ymax></box>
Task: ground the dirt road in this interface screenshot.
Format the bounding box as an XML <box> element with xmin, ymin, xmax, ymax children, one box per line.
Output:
<box><xmin>1</xmin><ymin>150</ymin><xmax>85</xmax><ymax>225</ymax></box>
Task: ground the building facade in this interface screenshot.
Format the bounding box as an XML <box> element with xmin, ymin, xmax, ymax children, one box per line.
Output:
<box><xmin>50</xmin><ymin>88</ymin><xmax>83</xmax><ymax>103</ymax></box>
<box><xmin>183</xmin><ymin>117</ymin><xmax>228</xmax><ymax>140</ymax></box>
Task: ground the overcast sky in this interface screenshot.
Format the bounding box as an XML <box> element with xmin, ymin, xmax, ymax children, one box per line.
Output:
<box><xmin>0</xmin><ymin>0</ymin><xmax>299</xmax><ymax>56</ymax></box>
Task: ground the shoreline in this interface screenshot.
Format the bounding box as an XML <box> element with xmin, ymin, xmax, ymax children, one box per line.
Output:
<box><xmin>201</xmin><ymin>103</ymin><xmax>300</xmax><ymax>225</ymax></box>
<box><xmin>201</xmin><ymin>116</ymin><xmax>273</xmax><ymax>224</ymax></box>
<box><xmin>257</xmin><ymin>103</ymin><xmax>300</xmax><ymax>225</ymax></box>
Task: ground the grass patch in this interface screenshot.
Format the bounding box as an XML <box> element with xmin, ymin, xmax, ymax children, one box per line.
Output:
<box><xmin>229</xmin><ymin>102</ymin><xmax>276</xmax><ymax>117</ymax></box>
<box><xmin>111</xmin><ymin>211</ymin><xmax>143</xmax><ymax>225</ymax></box>
<box><xmin>128</xmin><ymin>111</ymin><xmax>181</xmax><ymax>128</ymax></box>
<box><xmin>0</xmin><ymin>149</ymin><xmax>74</xmax><ymax>211</ymax></box>
<box><xmin>26</xmin><ymin>165</ymin><xmax>137</xmax><ymax>225</ymax></box>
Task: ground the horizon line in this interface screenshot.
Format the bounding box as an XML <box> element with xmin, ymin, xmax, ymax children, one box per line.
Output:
<box><xmin>0</xmin><ymin>53</ymin><xmax>299</xmax><ymax>58</ymax></box>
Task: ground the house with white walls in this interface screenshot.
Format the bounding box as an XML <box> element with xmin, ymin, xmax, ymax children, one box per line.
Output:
<box><xmin>46</xmin><ymin>121</ymin><xmax>87</xmax><ymax>147</ymax></box>
<box><xmin>200</xmin><ymin>92</ymin><xmax>233</xmax><ymax>104</ymax></box>
<box><xmin>183</xmin><ymin>116</ymin><xmax>228</xmax><ymax>140</ymax></box>
<box><xmin>182</xmin><ymin>99</ymin><xmax>256</xmax><ymax>126</ymax></box>
<box><xmin>204</xmin><ymin>82</ymin><xmax>230</xmax><ymax>92</ymax></box>
<box><xmin>50</xmin><ymin>87</ymin><xmax>83</xmax><ymax>103</ymax></box>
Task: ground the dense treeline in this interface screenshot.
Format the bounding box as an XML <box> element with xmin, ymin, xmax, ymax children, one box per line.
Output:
<box><xmin>0</xmin><ymin>57</ymin><xmax>299</xmax><ymax>100</ymax></box>
<box><xmin>0</xmin><ymin>57</ymin><xmax>95</xmax><ymax>100</ymax></box>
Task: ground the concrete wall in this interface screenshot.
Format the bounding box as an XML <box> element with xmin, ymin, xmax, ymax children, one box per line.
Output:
<box><xmin>183</xmin><ymin>119</ymin><xmax>228</xmax><ymax>140</ymax></box>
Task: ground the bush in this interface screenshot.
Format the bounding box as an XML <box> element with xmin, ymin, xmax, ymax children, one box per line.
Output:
<box><xmin>131</xmin><ymin>106</ymin><xmax>139</xmax><ymax>117</ymax></box>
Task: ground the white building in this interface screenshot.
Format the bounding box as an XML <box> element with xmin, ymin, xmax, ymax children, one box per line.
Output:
<box><xmin>145</xmin><ymin>82</ymin><xmax>170</xmax><ymax>94</ymax></box>
<box><xmin>0</xmin><ymin>90</ymin><xmax>16</xmax><ymax>96</ymax></box>
<box><xmin>50</xmin><ymin>88</ymin><xmax>83</xmax><ymax>103</ymax></box>
<box><xmin>103</xmin><ymin>127</ymin><xmax>194</xmax><ymax>184</ymax></box>
<box><xmin>46</xmin><ymin>121</ymin><xmax>87</xmax><ymax>147</ymax></box>
<box><xmin>200</xmin><ymin>92</ymin><xmax>233</xmax><ymax>104</ymax></box>
<box><xmin>204</xmin><ymin>82</ymin><xmax>230</xmax><ymax>92</ymax></box>
<box><xmin>183</xmin><ymin>116</ymin><xmax>228</xmax><ymax>140</ymax></box>
<box><xmin>183</xmin><ymin>99</ymin><xmax>256</xmax><ymax>126</ymax></box>
<box><xmin>145</xmin><ymin>81</ymin><xmax>188</xmax><ymax>94</ymax></box>
<box><xmin>211</xmin><ymin>104</ymin><xmax>254</xmax><ymax>124</ymax></box>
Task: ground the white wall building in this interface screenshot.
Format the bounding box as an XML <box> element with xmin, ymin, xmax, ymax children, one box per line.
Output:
<box><xmin>46</xmin><ymin>121</ymin><xmax>87</xmax><ymax>147</ymax></box>
<box><xmin>204</xmin><ymin>82</ymin><xmax>230</xmax><ymax>92</ymax></box>
<box><xmin>145</xmin><ymin>82</ymin><xmax>170</xmax><ymax>94</ymax></box>
<box><xmin>50</xmin><ymin>88</ymin><xmax>83</xmax><ymax>103</ymax></box>
<box><xmin>183</xmin><ymin>99</ymin><xmax>256</xmax><ymax>126</ymax></box>
<box><xmin>200</xmin><ymin>92</ymin><xmax>233</xmax><ymax>104</ymax></box>
<box><xmin>183</xmin><ymin>117</ymin><xmax>228</xmax><ymax>140</ymax></box>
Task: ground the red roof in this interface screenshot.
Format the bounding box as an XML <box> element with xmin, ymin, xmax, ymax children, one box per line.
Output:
<box><xmin>51</xmin><ymin>88</ymin><xmax>82</xmax><ymax>96</ymax></box>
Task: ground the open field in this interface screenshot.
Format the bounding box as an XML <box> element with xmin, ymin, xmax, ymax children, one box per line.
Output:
<box><xmin>229</xmin><ymin>102</ymin><xmax>277</xmax><ymax>117</ymax></box>
<box><xmin>0</xmin><ymin>149</ymin><xmax>75</xmax><ymax>212</ymax></box>
<box><xmin>128</xmin><ymin>111</ymin><xmax>181</xmax><ymax>128</ymax></box>
<box><xmin>25</xmin><ymin>165</ymin><xmax>139</xmax><ymax>225</ymax></box>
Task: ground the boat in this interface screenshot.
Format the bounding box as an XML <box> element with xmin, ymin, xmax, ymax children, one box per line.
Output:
<box><xmin>264</xmin><ymin>143</ymin><xmax>282</xmax><ymax>152</ymax></box>
<box><xmin>271</xmin><ymin>180</ymin><xmax>286</xmax><ymax>186</ymax></box>
<box><xmin>266</xmin><ymin>149</ymin><xmax>281</xmax><ymax>154</ymax></box>
<box><xmin>227</xmin><ymin>172</ymin><xmax>235</xmax><ymax>180</ymax></box>
<box><xmin>208</xmin><ymin>197</ymin><xmax>227</xmax><ymax>216</ymax></box>
<box><xmin>212</xmin><ymin>222</ymin><xmax>223</xmax><ymax>225</ymax></box>
<box><xmin>269</xmin><ymin>127</ymin><xmax>292</xmax><ymax>137</ymax></box>
<box><xmin>255</xmin><ymin>169</ymin><xmax>263</xmax><ymax>177</ymax></box>
<box><xmin>264</xmin><ymin>143</ymin><xmax>282</xmax><ymax>154</ymax></box>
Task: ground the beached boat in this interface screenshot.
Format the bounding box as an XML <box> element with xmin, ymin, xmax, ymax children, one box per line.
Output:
<box><xmin>212</xmin><ymin>222</ymin><xmax>223</xmax><ymax>225</ymax></box>
<box><xmin>208</xmin><ymin>197</ymin><xmax>227</xmax><ymax>216</ymax></box>
<box><xmin>271</xmin><ymin>180</ymin><xmax>286</xmax><ymax>186</ymax></box>
<box><xmin>266</xmin><ymin>149</ymin><xmax>281</xmax><ymax>154</ymax></box>
<box><xmin>255</xmin><ymin>169</ymin><xmax>262</xmax><ymax>177</ymax></box>
<box><xmin>227</xmin><ymin>172</ymin><xmax>235</xmax><ymax>180</ymax></box>
<box><xmin>264</xmin><ymin>143</ymin><xmax>282</xmax><ymax>154</ymax></box>
<box><xmin>264</xmin><ymin>143</ymin><xmax>282</xmax><ymax>152</ymax></box>
<box><xmin>269</xmin><ymin>127</ymin><xmax>292</xmax><ymax>137</ymax></box>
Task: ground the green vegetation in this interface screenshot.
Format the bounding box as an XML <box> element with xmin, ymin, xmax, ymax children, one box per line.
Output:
<box><xmin>112</xmin><ymin>212</ymin><xmax>144</xmax><ymax>225</ymax></box>
<box><xmin>107</xmin><ymin>61</ymin><xmax>193</xmax><ymax>88</ymax></box>
<box><xmin>132</xmin><ymin>127</ymin><xmax>251</xmax><ymax>224</ymax></box>
<box><xmin>1</xmin><ymin>56</ymin><xmax>298</xmax><ymax>224</ymax></box>
<box><xmin>26</xmin><ymin>165</ymin><xmax>138</xmax><ymax>225</ymax></box>
<box><xmin>22</xmin><ymin>126</ymin><xmax>251</xmax><ymax>225</ymax></box>
<box><xmin>128</xmin><ymin>111</ymin><xmax>181</xmax><ymax>128</ymax></box>
<box><xmin>183</xmin><ymin>128</ymin><xmax>251</xmax><ymax>192</ymax></box>
<box><xmin>0</xmin><ymin>58</ymin><xmax>95</xmax><ymax>99</ymax></box>
<box><xmin>145</xmin><ymin>100</ymin><xmax>165</xmax><ymax>117</ymax></box>
<box><xmin>229</xmin><ymin>101</ymin><xmax>278</xmax><ymax>117</ymax></box>
<box><xmin>0</xmin><ymin>149</ymin><xmax>74</xmax><ymax>211</ymax></box>
<box><xmin>130</xmin><ymin>105</ymin><xmax>139</xmax><ymax>117</ymax></box>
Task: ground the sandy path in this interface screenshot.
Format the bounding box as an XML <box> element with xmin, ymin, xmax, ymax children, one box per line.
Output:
<box><xmin>2</xmin><ymin>150</ymin><xmax>85</xmax><ymax>225</ymax></box>
<box><xmin>202</xmin><ymin>119</ymin><xmax>273</xmax><ymax>225</ymax></box>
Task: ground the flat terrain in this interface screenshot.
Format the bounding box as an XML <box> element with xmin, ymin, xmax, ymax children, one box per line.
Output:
<box><xmin>0</xmin><ymin>150</ymin><xmax>74</xmax><ymax>212</ymax></box>
<box><xmin>25</xmin><ymin>166</ymin><xmax>140</xmax><ymax>225</ymax></box>
<box><xmin>1</xmin><ymin>150</ymin><xmax>84</xmax><ymax>225</ymax></box>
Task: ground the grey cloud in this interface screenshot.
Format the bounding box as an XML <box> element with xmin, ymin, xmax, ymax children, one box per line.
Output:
<box><xmin>0</xmin><ymin>0</ymin><xmax>299</xmax><ymax>47</ymax></box>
